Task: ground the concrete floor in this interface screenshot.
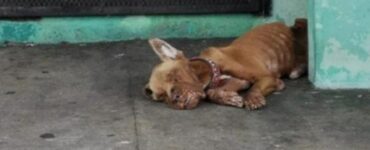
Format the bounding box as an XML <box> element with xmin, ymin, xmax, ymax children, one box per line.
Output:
<box><xmin>0</xmin><ymin>39</ymin><xmax>370</xmax><ymax>150</ymax></box>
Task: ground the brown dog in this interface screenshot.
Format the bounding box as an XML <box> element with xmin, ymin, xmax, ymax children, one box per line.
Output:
<box><xmin>145</xmin><ymin>19</ymin><xmax>307</xmax><ymax>110</ymax></box>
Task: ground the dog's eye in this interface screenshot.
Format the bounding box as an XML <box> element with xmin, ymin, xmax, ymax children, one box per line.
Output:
<box><xmin>166</xmin><ymin>73</ymin><xmax>180</xmax><ymax>82</ymax></box>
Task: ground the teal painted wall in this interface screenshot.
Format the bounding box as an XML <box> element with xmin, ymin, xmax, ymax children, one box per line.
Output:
<box><xmin>309</xmin><ymin>0</ymin><xmax>370</xmax><ymax>89</ymax></box>
<box><xmin>0</xmin><ymin>0</ymin><xmax>307</xmax><ymax>44</ymax></box>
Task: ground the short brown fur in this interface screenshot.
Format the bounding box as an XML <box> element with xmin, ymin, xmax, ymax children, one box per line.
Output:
<box><xmin>145</xmin><ymin>19</ymin><xmax>307</xmax><ymax>110</ymax></box>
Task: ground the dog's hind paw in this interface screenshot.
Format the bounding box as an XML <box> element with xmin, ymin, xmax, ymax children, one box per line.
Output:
<box><xmin>289</xmin><ymin>64</ymin><xmax>307</xmax><ymax>79</ymax></box>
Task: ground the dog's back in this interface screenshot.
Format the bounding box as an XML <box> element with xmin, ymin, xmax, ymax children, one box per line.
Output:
<box><xmin>211</xmin><ymin>22</ymin><xmax>304</xmax><ymax>78</ymax></box>
<box><xmin>232</xmin><ymin>22</ymin><xmax>294</xmax><ymax>77</ymax></box>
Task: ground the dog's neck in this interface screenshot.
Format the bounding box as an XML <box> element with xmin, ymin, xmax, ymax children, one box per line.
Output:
<box><xmin>189</xmin><ymin>58</ymin><xmax>222</xmax><ymax>89</ymax></box>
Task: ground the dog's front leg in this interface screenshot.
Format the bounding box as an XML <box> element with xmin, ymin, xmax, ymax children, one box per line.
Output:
<box><xmin>244</xmin><ymin>76</ymin><xmax>285</xmax><ymax>110</ymax></box>
<box><xmin>206</xmin><ymin>77</ymin><xmax>249</xmax><ymax>108</ymax></box>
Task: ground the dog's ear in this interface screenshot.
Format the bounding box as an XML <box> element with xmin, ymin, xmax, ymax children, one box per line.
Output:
<box><xmin>148</xmin><ymin>38</ymin><xmax>184</xmax><ymax>61</ymax></box>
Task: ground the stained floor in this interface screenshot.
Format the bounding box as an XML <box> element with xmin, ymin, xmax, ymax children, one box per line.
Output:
<box><xmin>0</xmin><ymin>39</ymin><xmax>370</xmax><ymax>150</ymax></box>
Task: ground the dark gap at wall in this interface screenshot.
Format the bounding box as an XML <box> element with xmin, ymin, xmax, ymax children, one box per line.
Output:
<box><xmin>0</xmin><ymin>0</ymin><xmax>271</xmax><ymax>17</ymax></box>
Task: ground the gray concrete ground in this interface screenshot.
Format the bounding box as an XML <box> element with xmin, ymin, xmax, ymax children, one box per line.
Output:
<box><xmin>0</xmin><ymin>39</ymin><xmax>370</xmax><ymax>150</ymax></box>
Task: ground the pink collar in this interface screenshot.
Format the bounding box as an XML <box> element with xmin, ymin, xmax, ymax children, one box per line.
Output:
<box><xmin>190</xmin><ymin>57</ymin><xmax>222</xmax><ymax>89</ymax></box>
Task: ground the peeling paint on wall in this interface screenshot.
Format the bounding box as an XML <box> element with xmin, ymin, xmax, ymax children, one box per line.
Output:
<box><xmin>271</xmin><ymin>0</ymin><xmax>307</xmax><ymax>25</ymax></box>
<box><xmin>319</xmin><ymin>39</ymin><xmax>370</xmax><ymax>83</ymax></box>
<box><xmin>310</xmin><ymin>0</ymin><xmax>370</xmax><ymax>89</ymax></box>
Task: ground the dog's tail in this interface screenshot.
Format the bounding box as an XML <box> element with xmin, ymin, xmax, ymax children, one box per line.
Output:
<box><xmin>291</xmin><ymin>18</ymin><xmax>308</xmax><ymax>61</ymax></box>
<box><xmin>290</xmin><ymin>18</ymin><xmax>308</xmax><ymax>78</ymax></box>
<box><xmin>292</xmin><ymin>18</ymin><xmax>307</xmax><ymax>31</ymax></box>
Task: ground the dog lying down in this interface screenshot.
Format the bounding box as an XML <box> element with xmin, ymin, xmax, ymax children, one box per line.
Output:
<box><xmin>144</xmin><ymin>19</ymin><xmax>308</xmax><ymax>110</ymax></box>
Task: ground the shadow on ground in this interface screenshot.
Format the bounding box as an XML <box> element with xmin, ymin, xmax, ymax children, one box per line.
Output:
<box><xmin>0</xmin><ymin>39</ymin><xmax>370</xmax><ymax>150</ymax></box>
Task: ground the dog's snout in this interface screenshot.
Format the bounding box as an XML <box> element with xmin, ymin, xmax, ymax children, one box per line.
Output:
<box><xmin>144</xmin><ymin>85</ymin><xmax>153</xmax><ymax>98</ymax></box>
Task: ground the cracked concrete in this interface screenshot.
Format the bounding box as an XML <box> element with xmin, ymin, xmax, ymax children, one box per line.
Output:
<box><xmin>1</xmin><ymin>39</ymin><xmax>370</xmax><ymax>150</ymax></box>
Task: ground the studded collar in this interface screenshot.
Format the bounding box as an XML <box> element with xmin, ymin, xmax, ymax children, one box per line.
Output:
<box><xmin>190</xmin><ymin>57</ymin><xmax>222</xmax><ymax>89</ymax></box>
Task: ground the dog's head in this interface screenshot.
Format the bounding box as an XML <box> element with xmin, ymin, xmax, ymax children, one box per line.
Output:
<box><xmin>144</xmin><ymin>38</ymin><xmax>206</xmax><ymax>110</ymax></box>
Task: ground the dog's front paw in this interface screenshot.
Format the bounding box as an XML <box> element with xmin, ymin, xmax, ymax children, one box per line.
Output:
<box><xmin>219</xmin><ymin>91</ymin><xmax>244</xmax><ymax>108</ymax></box>
<box><xmin>244</xmin><ymin>91</ymin><xmax>266</xmax><ymax>110</ymax></box>
<box><xmin>207</xmin><ymin>89</ymin><xmax>244</xmax><ymax>108</ymax></box>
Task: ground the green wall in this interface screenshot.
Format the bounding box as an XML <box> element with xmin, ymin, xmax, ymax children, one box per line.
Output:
<box><xmin>309</xmin><ymin>0</ymin><xmax>370</xmax><ymax>89</ymax></box>
<box><xmin>0</xmin><ymin>0</ymin><xmax>307</xmax><ymax>44</ymax></box>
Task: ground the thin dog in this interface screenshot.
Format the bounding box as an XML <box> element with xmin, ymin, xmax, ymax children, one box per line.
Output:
<box><xmin>144</xmin><ymin>19</ymin><xmax>308</xmax><ymax>110</ymax></box>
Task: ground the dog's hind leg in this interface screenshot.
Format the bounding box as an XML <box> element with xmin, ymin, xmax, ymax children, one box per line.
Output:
<box><xmin>206</xmin><ymin>77</ymin><xmax>249</xmax><ymax>108</ymax></box>
<box><xmin>289</xmin><ymin>63</ymin><xmax>307</xmax><ymax>79</ymax></box>
<box><xmin>218</xmin><ymin>75</ymin><xmax>250</xmax><ymax>91</ymax></box>
<box><xmin>244</xmin><ymin>76</ymin><xmax>284</xmax><ymax>110</ymax></box>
